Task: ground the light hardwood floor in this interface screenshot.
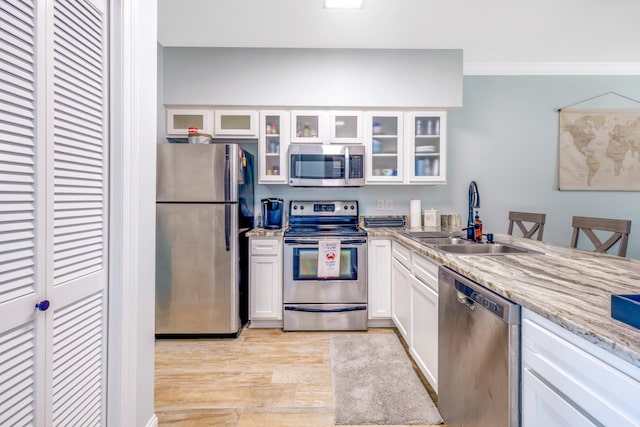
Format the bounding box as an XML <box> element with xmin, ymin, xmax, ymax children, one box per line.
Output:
<box><xmin>155</xmin><ymin>327</ymin><xmax>442</xmax><ymax>426</ymax></box>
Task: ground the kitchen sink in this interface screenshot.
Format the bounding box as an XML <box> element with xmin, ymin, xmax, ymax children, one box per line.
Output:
<box><xmin>401</xmin><ymin>230</ymin><xmax>540</xmax><ymax>255</ymax></box>
<box><xmin>414</xmin><ymin>237</ymin><xmax>475</xmax><ymax>245</ymax></box>
<box><xmin>401</xmin><ymin>230</ymin><xmax>466</xmax><ymax>239</ymax></box>
<box><xmin>430</xmin><ymin>243</ymin><xmax>538</xmax><ymax>255</ymax></box>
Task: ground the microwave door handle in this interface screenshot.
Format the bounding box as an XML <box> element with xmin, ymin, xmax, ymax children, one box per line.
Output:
<box><xmin>344</xmin><ymin>146</ymin><xmax>350</xmax><ymax>185</ymax></box>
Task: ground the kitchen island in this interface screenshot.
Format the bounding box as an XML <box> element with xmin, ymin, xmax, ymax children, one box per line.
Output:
<box><xmin>366</xmin><ymin>227</ymin><xmax>640</xmax><ymax>367</ymax></box>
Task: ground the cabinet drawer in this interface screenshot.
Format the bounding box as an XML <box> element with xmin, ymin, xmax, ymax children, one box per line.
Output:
<box><xmin>522</xmin><ymin>367</ymin><xmax>597</xmax><ymax>427</ymax></box>
<box><xmin>250</xmin><ymin>238</ymin><xmax>280</xmax><ymax>256</ymax></box>
<box><xmin>411</xmin><ymin>253</ymin><xmax>438</xmax><ymax>292</ymax></box>
<box><xmin>522</xmin><ymin>316</ymin><xmax>640</xmax><ymax>426</ymax></box>
<box><xmin>392</xmin><ymin>241</ymin><xmax>411</xmax><ymax>269</ymax></box>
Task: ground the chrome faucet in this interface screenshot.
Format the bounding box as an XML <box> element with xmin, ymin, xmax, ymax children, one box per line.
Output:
<box><xmin>467</xmin><ymin>180</ymin><xmax>480</xmax><ymax>240</ymax></box>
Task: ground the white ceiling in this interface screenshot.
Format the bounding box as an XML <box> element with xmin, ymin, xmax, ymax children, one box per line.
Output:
<box><xmin>157</xmin><ymin>0</ymin><xmax>640</xmax><ymax>75</ymax></box>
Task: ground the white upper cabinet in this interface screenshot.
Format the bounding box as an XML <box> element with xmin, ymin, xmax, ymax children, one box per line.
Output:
<box><xmin>330</xmin><ymin>111</ymin><xmax>363</xmax><ymax>144</ymax></box>
<box><xmin>166</xmin><ymin>108</ymin><xmax>258</xmax><ymax>138</ymax></box>
<box><xmin>258</xmin><ymin>111</ymin><xmax>289</xmax><ymax>183</ymax></box>
<box><xmin>365</xmin><ymin>112</ymin><xmax>404</xmax><ymax>183</ymax></box>
<box><xmin>291</xmin><ymin>110</ymin><xmax>362</xmax><ymax>144</ymax></box>
<box><xmin>290</xmin><ymin>110</ymin><xmax>327</xmax><ymax>143</ymax></box>
<box><xmin>405</xmin><ymin>111</ymin><xmax>447</xmax><ymax>183</ymax></box>
<box><xmin>166</xmin><ymin>108</ymin><xmax>213</xmax><ymax>136</ymax></box>
<box><xmin>365</xmin><ymin>111</ymin><xmax>447</xmax><ymax>185</ymax></box>
<box><xmin>214</xmin><ymin>109</ymin><xmax>258</xmax><ymax>137</ymax></box>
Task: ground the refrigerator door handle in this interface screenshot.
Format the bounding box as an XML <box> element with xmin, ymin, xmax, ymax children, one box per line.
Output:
<box><xmin>224</xmin><ymin>145</ymin><xmax>231</xmax><ymax>202</ymax></box>
<box><xmin>225</xmin><ymin>204</ymin><xmax>231</xmax><ymax>251</ymax></box>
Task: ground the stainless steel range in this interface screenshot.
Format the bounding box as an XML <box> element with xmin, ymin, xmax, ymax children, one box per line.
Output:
<box><xmin>283</xmin><ymin>200</ymin><xmax>367</xmax><ymax>331</ymax></box>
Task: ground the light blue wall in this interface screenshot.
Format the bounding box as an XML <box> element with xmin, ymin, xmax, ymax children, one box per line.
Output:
<box><xmin>247</xmin><ymin>76</ymin><xmax>640</xmax><ymax>259</ymax></box>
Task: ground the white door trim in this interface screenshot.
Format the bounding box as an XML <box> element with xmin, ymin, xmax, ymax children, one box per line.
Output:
<box><xmin>107</xmin><ymin>0</ymin><xmax>157</xmax><ymax>426</ymax></box>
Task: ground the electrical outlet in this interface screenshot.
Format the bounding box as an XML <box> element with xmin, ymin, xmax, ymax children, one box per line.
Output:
<box><xmin>384</xmin><ymin>200</ymin><xmax>393</xmax><ymax>211</ymax></box>
<box><xmin>376</xmin><ymin>200</ymin><xmax>385</xmax><ymax>211</ymax></box>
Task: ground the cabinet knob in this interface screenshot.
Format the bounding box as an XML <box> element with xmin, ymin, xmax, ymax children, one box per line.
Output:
<box><xmin>35</xmin><ymin>300</ymin><xmax>50</xmax><ymax>312</ymax></box>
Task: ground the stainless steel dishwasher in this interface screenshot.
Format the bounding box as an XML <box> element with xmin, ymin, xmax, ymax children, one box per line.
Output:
<box><xmin>438</xmin><ymin>266</ymin><xmax>521</xmax><ymax>427</ymax></box>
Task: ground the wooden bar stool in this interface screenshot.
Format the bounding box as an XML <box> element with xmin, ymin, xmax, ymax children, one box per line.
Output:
<box><xmin>507</xmin><ymin>211</ymin><xmax>546</xmax><ymax>241</ymax></box>
<box><xmin>570</xmin><ymin>216</ymin><xmax>631</xmax><ymax>257</ymax></box>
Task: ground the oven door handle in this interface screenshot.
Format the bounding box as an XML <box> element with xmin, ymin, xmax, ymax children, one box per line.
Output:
<box><xmin>284</xmin><ymin>239</ymin><xmax>320</xmax><ymax>245</ymax></box>
<box><xmin>284</xmin><ymin>239</ymin><xmax>367</xmax><ymax>245</ymax></box>
<box><xmin>340</xmin><ymin>239</ymin><xmax>367</xmax><ymax>245</ymax></box>
<box><xmin>284</xmin><ymin>305</ymin><xmax>367</xmax><ymax>313</ymax></box>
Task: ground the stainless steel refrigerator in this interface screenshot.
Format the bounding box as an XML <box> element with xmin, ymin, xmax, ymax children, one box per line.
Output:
<box><xmin>155</xmin><ymin>143</ymin><xmax>254</xmax><ymax>336</ymax></box>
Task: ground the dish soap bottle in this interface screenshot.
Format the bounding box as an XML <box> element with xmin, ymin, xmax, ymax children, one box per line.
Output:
<box><xmin>474</xmin><ymin>211</ymin><xmax>483</xmax><ymax>242</ymax></box>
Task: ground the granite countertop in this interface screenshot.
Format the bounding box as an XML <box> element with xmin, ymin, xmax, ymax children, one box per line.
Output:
<box><xmin>366</xmin><ymin>227</ymin><xmax>640</xmax><ymax>367</ymax></box>
<box><xmin>246</xmin><ymin>227</ymin><xmax>286</xmax><ymax>237</ymax></box>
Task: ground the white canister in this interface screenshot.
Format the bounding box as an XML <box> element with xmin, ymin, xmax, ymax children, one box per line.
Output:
<box><xmin>423</xmin><ymin>209</ymin><xmax>441</xmax><ymax>227</ymax></box>
<box><xmin>409</xmin><ymin>200</ymin><xmax>422</xmax><ymax>228</ymax></box>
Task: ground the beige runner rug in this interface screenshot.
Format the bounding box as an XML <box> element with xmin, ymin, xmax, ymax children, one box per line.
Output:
<box><xmin>330</xmin><ymin>333</ymin><xmax>443</xmax><ymax>425</ymax></box>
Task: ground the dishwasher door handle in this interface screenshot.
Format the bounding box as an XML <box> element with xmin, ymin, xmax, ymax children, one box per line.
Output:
<box><xmin>457</xmin><ymin>291</ymin><xmax>476</xmax><ymax>310</ymax></box>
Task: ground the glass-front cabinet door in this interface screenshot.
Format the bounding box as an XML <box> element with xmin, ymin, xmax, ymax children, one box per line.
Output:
<box><xmin>406</xmin><ymin>111</ymin><xmax>447</xmax><ymax>183</ymax></box>
<box><xmin>259</xmin><ymin>111</ymin><xmax>289</xmax><ymax>184</ymax></box>
<box><xmin>290</xmin><ymin>111</ymin><xmax>362</xmax><ymax>144</ymax></box>
<box><xmin>330</xmin><ymin>111</ymin><xmax>362</xmax><ymax>144</ymax></box>
<box><xmin>214</xmin><ymin>110</ymin><xmax>258</xmax><ymax>137</ymax></box>
<box><xmin>365</xmin><ymin>112</ymin><xmax>403</xmax><ymax>183</ymax></box>
<box><xmin>166</xmin><ymin>108</ymin><xmax>213</xmax><ymax>136</ymax></box>
<box><xmin>290</xmin><ymin>111</ymin><xmax>328</xmax><ymax>143</ymax></box>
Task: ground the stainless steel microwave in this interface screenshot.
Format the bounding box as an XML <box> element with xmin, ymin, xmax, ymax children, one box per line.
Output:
<box><xmin>289</xmin><ymin>144</ymin><xmax>365</xmax><ymax>187</ymax></box>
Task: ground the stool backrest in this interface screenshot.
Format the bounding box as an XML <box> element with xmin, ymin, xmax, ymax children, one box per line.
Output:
<box><xmin>570</xmin><ymin>216</ymin><xmax>631</xmax><ymax>257</ymax></box>
<box><xmin>507</xmin><ymin>211</ymin><xmax>546</xmax><ymax>241</ymax></box>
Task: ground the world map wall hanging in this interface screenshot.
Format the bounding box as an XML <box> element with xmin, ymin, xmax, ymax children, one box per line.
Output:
<box><xmin>558</xmin><ymin>102</ymin><xmax>640</xmax><ymax>191</ymax></box>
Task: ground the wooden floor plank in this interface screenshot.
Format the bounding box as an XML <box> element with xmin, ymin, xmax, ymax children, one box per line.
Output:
<box><xmin>155</xmin><ymin>327</ymin><xmax>443</xmax><ymax>426</ymax></box>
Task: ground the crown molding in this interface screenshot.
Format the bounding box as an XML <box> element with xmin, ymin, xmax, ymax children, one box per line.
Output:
<box><xmin>464</xmin><ymin>62</ymin><xmax>640</xmax><ymax>76</ymax></box>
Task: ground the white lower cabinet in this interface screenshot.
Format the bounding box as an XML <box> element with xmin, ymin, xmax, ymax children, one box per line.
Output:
<box><xmin>522</xmin><ymin>368</ymin><xmax>597</xmax><ymax>427</ymax></box>
<box><xmin>409</xmin><ymin>252</ymin><xmax>439</xmax><ymax>393</ymax></box>
<box><xmin>391</xmin><ymin>257</ymin><xmax>412</xmax><ymax>341</ymax></box>
<box><xmin>522</xmin><ymin>309</ymin><xmax>640</xmax><ymax>427</ymax></box>
<box><xmin>249</xmin><ymin>237</ymin><xmax>283</xmax><ymax>327</ymax></box>
<box><xmin>391</xmin><ymin>242</ymin><xmax>440</xmax><ymax>392</ymax></box>
<box><xmin>368</xmin><ymin>238</ymin><xmax>392</xmax><ymax>324</ymax></box>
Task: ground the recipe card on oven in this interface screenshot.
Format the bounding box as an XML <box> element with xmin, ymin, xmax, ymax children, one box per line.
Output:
<box><xmin>317</xmin><ymin>240</ymin><xmax>341</xmax><ymax>278</ymax></box>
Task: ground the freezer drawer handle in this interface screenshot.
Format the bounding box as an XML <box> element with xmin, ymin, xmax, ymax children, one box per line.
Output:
<box><xmin>284</xmin><ymin>305</ymin><xmax>367</xmax><ymax>313</ymax></box>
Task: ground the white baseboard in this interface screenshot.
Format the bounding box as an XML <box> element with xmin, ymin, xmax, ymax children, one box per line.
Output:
<box><xmin>368</xmin><ymin>318</ymin><xmax>395</xmax><ymax>328</ymax></box>
<box><xmin>248</xmin><ymin>320</ymin><xmax>284</xmax><ymax>328</ymax></box>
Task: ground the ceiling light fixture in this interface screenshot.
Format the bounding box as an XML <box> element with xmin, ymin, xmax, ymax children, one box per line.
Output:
<box><xmin>324</xmin><ymin>0</ymin><xmax>364</xmax><ymax>9</ymax></box>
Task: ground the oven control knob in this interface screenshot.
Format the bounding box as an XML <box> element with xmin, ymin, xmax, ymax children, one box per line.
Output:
<box><xmin>344</xmin><ymin>205</ymin><xmax>348</xmax><ymax>210</ymax></box>
<box><xmin>350</xmin><ymin>204</ymin><xmax>355</xmax><ymax>210</ymax></box>
<box><xmin>293</xmin><ymin>205</ymin><xmax>298</xmax><ymax>210</ymax></box>
<box><xmin>300</xmin><ymin>205</ymin><xmax>304</xmax><ymax>210</ymax></box>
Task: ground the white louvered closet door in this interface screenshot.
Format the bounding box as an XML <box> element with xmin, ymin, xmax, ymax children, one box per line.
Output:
<box><xmin>0</xmin><ymin>0</ymin><xmax>46</xmax><ymax>425</ymax></box>
<box><xmin>45</xmin><ymin>0</ymin><xmax>108</xmax><ymax>425</ymax></box>
<box><xmin>0</xmin><ymin>0</ymin><xmax>108</xmax><ymax>425</ymax></box>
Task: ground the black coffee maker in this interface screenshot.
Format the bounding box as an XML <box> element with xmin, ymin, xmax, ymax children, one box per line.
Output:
<box><xmin>261</xmin><ymin>198</ymin><xmax>283</xmax><ymax>229</ymax></box>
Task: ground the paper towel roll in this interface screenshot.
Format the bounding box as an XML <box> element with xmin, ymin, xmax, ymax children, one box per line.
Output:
<box><xmin>410</xmin><ymin>199</ymin><xmax>422</xmax><ymax>228</ymax></box>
